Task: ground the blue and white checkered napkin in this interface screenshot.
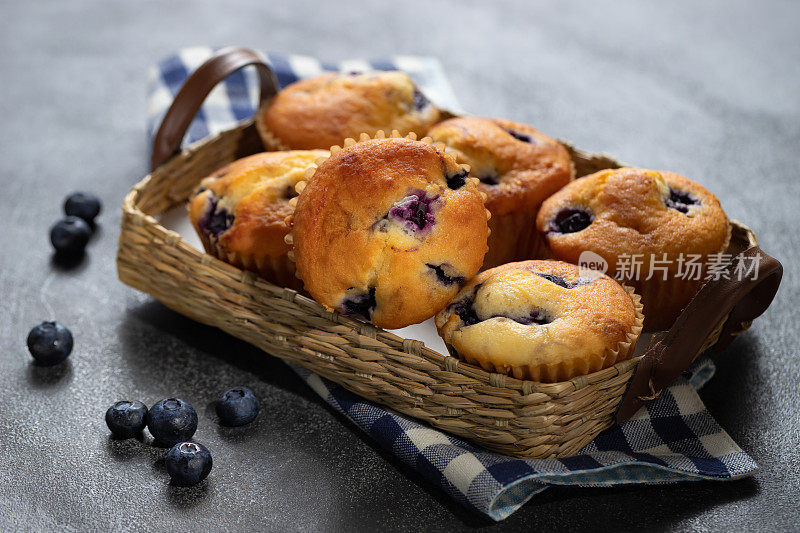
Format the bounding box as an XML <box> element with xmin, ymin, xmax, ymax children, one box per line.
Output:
<box><xmin>147</xmin><ymin>47</ymin><xmax>757</xmax><ymax>521</ymax></box>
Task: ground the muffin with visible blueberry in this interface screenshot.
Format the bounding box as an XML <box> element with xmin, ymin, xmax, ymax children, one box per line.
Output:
<box><xmin>287</xmin><ymin>133</ymin><xmax>489</xmax><ymax>329</ymax></box>
<box><xmin>427</xmin><ymin>116</ymin><xmax>573</xmax><ymax>268</ymax></box>
<box><xmin>188</xmin><ymin>150</ymin><xmax>328</xmax><ymax>290</ymax></box>
<box><xmin>435</xmin><ymin>260</ymin><xmax>643</xmax><ymax>382</ymax></box>
<box><xmin>256</xmin><ymin>71</ymin><xmax>440</xmax><ymax>150</ymax></box>
<box><xmin>536</xmin><ymin>168</ymin><xmax>730</xmax><ymax>330</ymax></box>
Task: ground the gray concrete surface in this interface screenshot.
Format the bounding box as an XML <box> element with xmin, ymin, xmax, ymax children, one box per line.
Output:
<box><xmin>1</xmin><ymin>0</ymin><xmax>798</xmax><ymax>530</ymax></box>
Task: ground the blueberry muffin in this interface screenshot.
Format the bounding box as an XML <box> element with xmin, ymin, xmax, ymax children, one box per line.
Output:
<box><xmin>427</xmin><ymin>117</ymin><xmax>573</xmax><ymax>268</ymax></box>
<box><xmin>188</xmin><ymin>150</ymin><xmax>328</xmax><ymax>290</ymax></box>
<box><xmin>536</xmin><ymin>168</ymin><xmax>730</xmax><ymax>331</ymax></box>
<box><xmin>256</xmin><ymin>71</ymin><xmax>440</xmax><ymax>151</ymax></box>
<box><xmin>287</xmin><ymin>133</ymin><xmax>490</xmax><ymax>329</ymax></box>
<box><xmin>435</xmin><ymin>260</ymin><xmax>643</xmax><ymax>382</ymax></box>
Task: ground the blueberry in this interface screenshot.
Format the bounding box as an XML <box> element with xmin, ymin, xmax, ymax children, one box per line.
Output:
<box><xmin>665</xmin><ymin>188</ymin><xmax>700</xmax><ymax>214</ymax></box>
<box><xmin>105</xmin><ymin>400</ymin><xmax>148</xmax><ymax>439</ymax></box>
<box><xmin>216</xmin><ymin>387</ymin><xmax>260</xmax><ymax>427</ymax></box>
<box><xmin>146</xmin><ymin>398</ymin><xmax>198</xmax><ymax>447</ymax></box>
<box><xmin>341</xmin><ymin>287</ymin><xmax>377</xmax><ymax>320</ymax></box>
<box><xmin>50</xmin><ymin>216</ymin><xmax>91</xmax><ymax>255</ymax></box>
<box><xmin>385</xmin><ymin>190</ymin><xmax>439</xmax><ymax>234</ymax></box>
<box><xmin>388</xmin><ymin>191</ymin><xmax>437</xmax><ymax>232</ymax></box>
<box><xmin>412</xmin><ymin>88</ymin><xmax>430</xmax><ymax>112</ymax></box>
<box><xmin>283</xmin><ymin>185</ymin><xmax>299</xmax><ymax>200</ymax></box>
<box><xmin>64</xmin><ymin>192</ymin><xmax>102</xmax><ymax>224</ymax></box>
<box><xmin>479</xmin><ymin>174</ymin><xmax>499</xmax><ymax>186</ymax></box>
<box><xmin>449</xmin><ymin>296</ymin><xmax>480</xmax><ymax>327</ymax></box>
<box><xmin>537</xmin><ymin>273</ymin><xmax>571</xmax><ymax>288</ymax></box>
<box><xmin>165</xmin><ymin>442</ymin><xmax>212</xmax><ymax>487</ymax></box>
<box><xmin>550</xmin><ymin>208</ymin><xmax>593</xmax><ymax>234</ymax></box>
<box><xmin>26</xmin><ymin>321</ymin><xmax>73</xmax><ymax>366</ymax></box>
<box><xmin>426</xmin><ymin>263</ymin><xmax>464</xmax><ymax>286</ymax></box>
<box><xmin>535</xmin><ymin>273</ymin><xmax>592</xmax><ymax>289</ymax></box>
<box><xmin>492</xmin><ymin>308</ymin><xmax>552</xmax><ymax>325</ymax></box>
<box><xmin>198</xmin><ymin>196</ymin><xmax>234</xmax><ymax>238</ymax></box>
<box><xmin>503</xmin><ymin>128</ymin><xmax>533</xmax><ymax>144</ymax></box>
<box><xmin>446</xmin><ymin>169</ymin><xmax>468</xmax><ymax>190</ymax></box>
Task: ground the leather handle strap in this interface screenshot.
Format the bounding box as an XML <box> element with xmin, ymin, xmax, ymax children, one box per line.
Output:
<box><xmin>150</xmin><ymin>46</ymin><xmax>279</xmax><ymax>171</ymax></box>
<box><xmin>616</xmin><ymin>245</ymin><xmax>782</xmax><ymax>422</ymax></box>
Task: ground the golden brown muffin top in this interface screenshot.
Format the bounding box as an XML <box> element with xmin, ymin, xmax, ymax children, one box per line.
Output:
<box><xmin>536</xmin><ymin>168</ymin><xmax>729</xmax><ymax>271</ymax></box>
<box><xmin>188</xmin><ymin>150</ymin><xmax>327</xmax><ymax>259</ymax></box>
<box><xmin>435</xmin><ymin>260</ymin><xmax>640</xmax><ymax>381</ymax></box>
<box><xmin>427</xmin><ymin>117</ymin><xmax>573</xmax><ymax>216</ymax></box>
<box><xmin>289</xmin><ymin>136</ymin><xmax>489</xmax><ymax>329</ymax></box>
<box><xmin>258</xmin><ymin>71</ymin><xmax>440</xmax><ymax>150</ymax></box>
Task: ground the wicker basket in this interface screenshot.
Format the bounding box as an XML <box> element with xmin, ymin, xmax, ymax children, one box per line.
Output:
<box><xmin>118</xmin><ymin>48</ymin><xmax>782</xmax><ymax>458</ymax></box>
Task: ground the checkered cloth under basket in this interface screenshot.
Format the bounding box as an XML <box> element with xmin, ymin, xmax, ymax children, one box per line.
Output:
<box><xmin>145</xmin><ymin>47</ymin><xmax>757</xmax><ymax>521</ymax></box>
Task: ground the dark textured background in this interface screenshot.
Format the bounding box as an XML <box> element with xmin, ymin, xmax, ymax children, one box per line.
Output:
<box><xmin>1</xmin><ymin>0</ymin><xmax>798</xmax><ymax>531</ymax></box>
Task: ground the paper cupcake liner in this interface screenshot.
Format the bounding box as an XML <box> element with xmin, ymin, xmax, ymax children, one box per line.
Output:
<box><xmin>480</xmin><ymin>144</ymin><xmax>575</xmax><ymax>270</ymax></box>
<box><xmin>200</xmin><ymin>236</ymin><xmax>304</xmax><ymax>292</ymax></box>
<box><xmin>444</xmin><ymin>286</ymin><xmax>644</xmax><ymax>383</ymax></box>
<box><xmin>627</xmin><ymin>223</ymin><xmax>732</xmax><ymax>332</ymax></box>
<box><xmin>482</xmin><ymin>208</ymin><xmax>549</xmax><ymax>269</ymax></box>
<box><xmin>255</xmin><ymin>105</ymin><xmax>291</xmax><ymax>151</ymax></box>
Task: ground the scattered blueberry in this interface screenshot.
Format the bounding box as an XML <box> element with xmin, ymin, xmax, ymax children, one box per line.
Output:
<box><xmin>165</xmin><ymin>442</ymin><xmax>213</xmax><ymax>486</ymax></box>
<box><xmin>105</xmin><ymin>400</ymin><xmax>148</xmax><ymax>439</ymax></box>
<box><xmin>665</xmin><ymin>188</ymin><xmax>700</xmax><ymax>214</ymax></box>
<box><xmin>26</xmin><ymin>321</ymin><xmax>73</xmax><ymax>366</ymax></box>
<box><xmin>550</xmin><ymin>208</ymin><xmax>593</xmax><ymax>234</ymax></box>
<box><xmin>146</xmin><ymin>398</ymin><xmax>198</xmax><ymax>447</ymax></box>
<box><xmin>50</xmin><ymin>216</ymin><xmax>91</xmax><ymax>255</ymax></box>
<box><xmin>341</xmin><ymin>287</ymin><xmax>377</xmax><ymax>320</ymax></box>
<box><xmin>64</xmin><ymin>192</ymin><xmax>102</xmax><ymax>224</ymax></box>
<box><xmin>426</xmin><ymin>263</ymin><xmax>464</xmax><ymax>286</ymax></box>
<box><xmin>445</xmin><ymin>169</ymin><xmax>468</xmax><ymax>190</ymax></box>
<box><xmin>216</xmin><ymin>387</ymin><xmax>260</xmax><ymax>427</ymax></box>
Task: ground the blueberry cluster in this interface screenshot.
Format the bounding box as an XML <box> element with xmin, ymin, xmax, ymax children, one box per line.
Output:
<box><xmin>50</xmin><ymin>192</ymin><xmax>102</xmax><ymax>257</ymax></box>
<box><xmin>103</xmin><ymin>387</ymin><xmax>259</xmax><ymax>486</ymax></box>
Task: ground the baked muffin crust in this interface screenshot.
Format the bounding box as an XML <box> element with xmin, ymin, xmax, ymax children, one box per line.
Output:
<box><xmin>435</xmin><ymin>260</ymin><xmax>642</xmax><ymax>382</ymax></box>
<box><xmin>536</xmin><ymin>168</ymin><xmax>729</xmax><ymax>271</ymax></box>
<box><xmin>289</xmin><ymin>136</ymin><xmax>489</xmax><ymax>329</ymax></box>
<box><xmin>257</xmin><ymin>71</ymin><xmax>440</xmax><ymax>150</ymax></box>
<box><xmin>188</xmin><ymin>150</ymin><xmax>327</xmax><ymax>287</ymax></box>
<box><xmin>536</xmin><ymin>168</ymin><xmax>730</xmax><ymax>330</ymax></box>
<box><xmin>428</xmin><ymin>117</ymin><xmax>573</xmax><ymax>267</ymax></box>
<box><xmin>428</xmin><ymin>117</ymin><xmax>573</xmax><ymax>216</ymax></box>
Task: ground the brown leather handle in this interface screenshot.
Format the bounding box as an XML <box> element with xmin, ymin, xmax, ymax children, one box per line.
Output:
<box><xmin>616</xmin><ymin>244</ymin><xmax>782</xmax><ymax>422</ymax></box>
<box><xmin>150</xmin><ymin>46</ymin><xmax>279</xmax><ymax>171</ymax></box>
